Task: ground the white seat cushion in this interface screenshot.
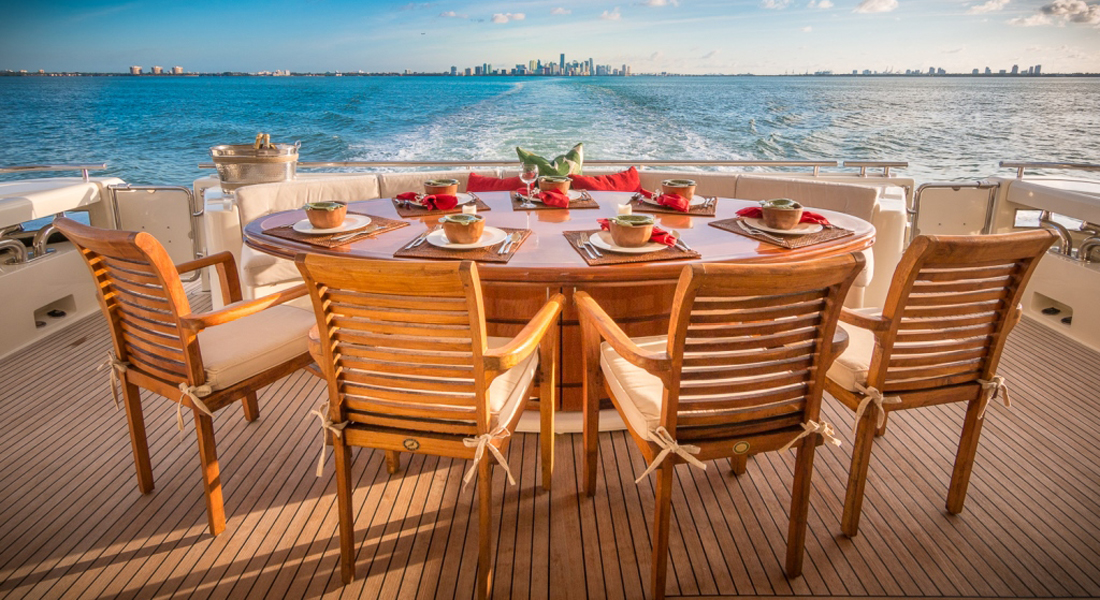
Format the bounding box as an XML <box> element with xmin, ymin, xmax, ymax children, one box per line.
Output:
<box><xmin>600</xmin><ymin>335</ymin><xmax>669</xmax><ymax>440</ymax></box>
<box><xmin>240</xmin><ymin>244</ymin><xmax>303</xmax><ymax>289</ymax></box>
<box><xmin>825</xmin><ymin>310</ymin><xmax>880</xmax><ymax>392</ymax></box>
<box><xmin>198</xmin><ymin>304</ymin><xmax>315</xmax><ymax>390</ymax></box>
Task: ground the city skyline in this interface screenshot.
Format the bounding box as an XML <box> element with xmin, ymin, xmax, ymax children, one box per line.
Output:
<box><xmin>1</xmin><ymin>1</ymin><xmax>1099</xmax><ymax>75</ymax></box>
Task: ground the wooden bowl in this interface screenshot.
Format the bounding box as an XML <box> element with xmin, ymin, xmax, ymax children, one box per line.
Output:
<box><xmin>441</xmin><ymin>214</ymin><xmax>485</xmax><ymax>244</ymax></box>
<box><xmin>661</xmin><ymin>179</ymin><xmax>696</xmax><ymax>201</ymax></box>
<box><xmin>303</xmin><ymin>201</ymin><xmax>347</xmax><ymax>229</ymax></box>
<box><xmin>424</xmin><ymin>178</ymin><xmax>460</xmax><ymax>196</ymax></box>
<box><xmin>760</xmin><ymin>198</ymin><xmax>804</xmax><ymax>230</ymax></box>
<box><xmin>538</xmin><ymin>176</ymin><xmax>571</xmax><ymax>194</ymax></box>
<box><xmin>609</xmin><ymin>215</ymin><xmax>655</xmax><ymax>248</ymax></box>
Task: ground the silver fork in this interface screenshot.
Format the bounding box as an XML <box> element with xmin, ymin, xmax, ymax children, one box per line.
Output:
<box><xmin>582</xmin><ymin>240</ymin><xmax>603</xmax><ymax>257</ymax></box>
<box><xmin>496</xmin><ymin>233</ymin><xmax>516</xmax><ymax>254</ymax></box>
<box><xmin>737</xmin><ymin>220</ymin><xmax>787</xmax><ymax>245</ymax></box>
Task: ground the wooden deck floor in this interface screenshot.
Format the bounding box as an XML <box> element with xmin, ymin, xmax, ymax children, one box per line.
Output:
<box><xmin>1</xmin><ymin>288</ymin><xmax>1099</xmax><ymax>599</ymax></box>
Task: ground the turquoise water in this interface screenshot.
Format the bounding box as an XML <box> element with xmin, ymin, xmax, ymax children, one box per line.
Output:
<box><xmin>1</xmin><ymin>76</ymin><xmax>1098</xmax><ymax>185</ymax></box>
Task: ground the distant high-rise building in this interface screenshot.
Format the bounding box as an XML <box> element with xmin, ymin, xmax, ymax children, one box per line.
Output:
<box><xmin>973</xmin><ymin>68</ymin><xmax>980</xmax><ymax>75</ymax></box>
<box><xmin>529</xmin><ymin>59</ymin><xmax>537</xmax><ymax>72</ymax></box>
<box><xmin>152</xmin><ymin>65</ymin><xmax>163</xmax><ymax>75</ymax></box>
<box><xmin>1027</xmin><ymin>66</ymin><xmax>1034</xmax><ymax>75</ymax></box>
<box><xmin>450</xmin><ymin>66</ymin><xmax>457</xmax><ymax>75</ymax></box>
<box><xmin>465</xmin><ymin>67</ymin><xmax>472</xmax><ymax>76</ymax></box>
<box><xmin>999</xmin><ymin>69</ymin><xmax>1007</xmax><ymax>74</ymax></box>
<box><xmin>172</xmin><ymin>66</ymin><xmax>183</xmax><ymax>74</ymax></box>
<box><xmin>129</xmin><ymin>65</ymin><xmax>142</xmax><ymax>75</ymax></box>
<box><xmin>985</xmin><ymin>67</ymin><xmax>992</xmax><ymax>74</ymax></box>
<box><xmin>937</xmin><ymin>67</ymin><xmax>946</xmax><ymax>75</ymax></box>
<box><xmin>1035</xmin><ymin>64</ymin><xmax>1042</xmax><ymax>75</ymax></box>
<box><xmin>1011</xmin><ymin>64</ymin><xmax>1019</xmax><ymax>74</ymax></box>
<box><xmin>474</xmin><ymin>66</ymin><xmax>483</xmax><ymax>76</ymax></box>
<box><xmin>928</xmin><ymin>67</ymin><xmax>935</xmax><ymax>75</ymax></box>
<box><xmin>560</xmin><ymin>53</ymin><xmax>565</xmax><ymax>70</ymax></box>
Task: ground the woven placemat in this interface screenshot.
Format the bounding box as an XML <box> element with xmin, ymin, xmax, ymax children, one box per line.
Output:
<box><xmin>263</xmin><ymin>213</ymin><xmax>411</xmax><ymax>249</ymax></box>
<box><xmin>391</xmin><ymin>195</ymin><xmax>492</xmax><ymax>218</ymax></box>
<box><xmin>628</xmin><ymin>194</ymin><xmax>718</xmax><ymax>217</ymax></box>
<box><xmin>392</xmin><ymin>227</ymin><xmax>530</xmax><ymax>263</ymax></box>
<box><xmin>511</xmin><ymin>191</ymin><xmax>599</xmax><ymax>211</ymax></box>
<box><xmin>563</xmin><ymin>230</ymin><xmax>700</xmax><ymax>266</ymax></box>
<box><xmin>709</xmin><ymin>218</ymin><xmax>854</xmax><ymax>249</ymax></box>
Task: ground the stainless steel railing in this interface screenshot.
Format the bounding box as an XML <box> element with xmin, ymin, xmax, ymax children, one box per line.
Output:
<box><xmin>0</xmin><ymin>164</ymin><xmax>107</xmax><ymax>182</ymax></box>
<box><xmin>1000</xmin><ymin>161</ymin><xmax>1100</xmax><ymax>179</ymax></box>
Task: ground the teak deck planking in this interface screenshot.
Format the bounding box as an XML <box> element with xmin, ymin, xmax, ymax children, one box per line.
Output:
<box><xmin>1</xmin><ymin>284</ymin><xmax>1099</xmax><ymax>599</ymax></box>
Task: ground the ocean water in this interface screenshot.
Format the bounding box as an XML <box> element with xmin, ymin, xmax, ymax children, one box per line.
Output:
<box><xmin>1</xmin><ymin>75</ymin><xmax>1098</xmax><ymax>185</ymax></box>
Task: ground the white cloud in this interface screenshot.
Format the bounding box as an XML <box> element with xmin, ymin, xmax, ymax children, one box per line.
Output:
<box><xmin>401</xmin><ymin>2</ymin><xmax>432</xmax><ymax>10</ymax></box>
<box><xmin>855</xmin><ymin>0</ymin><xmax>898</xmax><ymax>12</ymax></box>
<box><xmin>967</xmin><ymin>0</ymin><xmax>1009</xmax><ymax>13</ymax></box>
<box><xmin>761</xmin><ymin>0</ymin><xmax>792</xmax><ymax>8</ymax></box>
<box><xmin>1009</xmin><ymin>0</ymin><xmax>1100</xmax><ymax>25</ymax></box>
<box><xmin>439</xmin><ymin>10</ymin><xmax>467</xmax><ymax>18</ymax></box>
<box><xmin>491</xmin><ymin>12</ymin><xmax>525</xmax><ymax>23</ymax></box>
<box><xmin>601</xmin><ymin>7</ymin><xmax>622</xmax><ymax>19</ymax></box>
<box><xmin>551</xmin><ymin>7</ymin><xmax>571</xmax><ymax>14</ymax></box>
<box><xmin>801</xmin><ymin>25</ymin><xmax>813</xmax><ymax>31</ymax></box>
<box><xmin>640</xmin><ymin>0</ymin><xmax>680</xmax><ymax>5</ymax></box>
<box><xmin>806</xmin><ymin>0</ymin><xmax>833</xmax><ymax>7</ymax></box>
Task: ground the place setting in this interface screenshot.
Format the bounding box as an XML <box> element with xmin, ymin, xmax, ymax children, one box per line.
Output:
<box><xmin>628</xmin><ymin>178</ymin><xmax>718</xmax><ymax>217</ymax></box>
<box><xmin>511</xmin><ymin>164</ymin><xmax>598</xmax><ymax>211</ymax></box>
<box><xmin>563</xmin><ymin>213</ymin><xmax>700</xmax><ymax>266</ymax></box>
<box><xmin>710</xmin><ymin>198</ymin><xmax>855</xmax><ymax>249</ymax></box>
<box><xmin>391</xmin><ymin>178</ymin><xmax>492</xmax><ymax>217</ymax></box>
<box><xmin>393</xmin><ymin>211</ymin><xmax>530</xmax><ymax>263</ymax></box>
<box><xmin>261</xmin><ymin>201</ymin><xmax>410</xmax><ymax>248</ymax></box>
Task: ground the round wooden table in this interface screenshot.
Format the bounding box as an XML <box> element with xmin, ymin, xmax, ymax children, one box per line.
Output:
<box><xmin>244</xmin><ymin>191</ymin><xmax>875</xmax><ymax>410</ymax></box>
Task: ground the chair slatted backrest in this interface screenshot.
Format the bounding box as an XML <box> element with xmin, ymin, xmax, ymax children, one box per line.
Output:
<box><xmin>664</xmin><ymin>255</ymin><xmax>864</xmax><ymax>442</ymax></box>
<box><xmin>869</xmin><ymin>231</ymin><xmax>1056</xmax><ymax>395</ymax></box>
<box><xmin>56</xmin><ymin>217</ymin><xmax>200</xmax><ymax>385</ymax></box>
<box><xmin>296</xmin><ymin>255</ymin><xmax>492</xmax><ymax>436</ymax></box>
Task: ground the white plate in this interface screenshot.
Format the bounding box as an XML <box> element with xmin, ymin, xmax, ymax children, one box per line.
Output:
<box><xmin>291</xmin><ymin>214</ymin><xmax>372</xmax><ymax>235</ymax></box>
<box><xmin>640</xmin><ymin>193</ymin><xmax>709</xmax><ymax>207</ymax></box>
<box><xmin>425</xmin><ymin>226</ymin><xmax>508</xmax><ymax>250</ymax></box>
<box><xmin>743</xmin><ymin>217</ymin><xmax>823</xmax><ymax>235</ymax></box>
<box><xmin>588</xmin><ymin>231</ymin><xmax>667</xmax><ymax>255</ymax></box>
<box><xmin>407</xmin><ymin>192</ymin><xmax>477</xmax><ymax>205</ymax></box>
<box><xmin>528</xmin><ymin>189</ymin><xmax>585</xmax><ymax>204</ymax></box>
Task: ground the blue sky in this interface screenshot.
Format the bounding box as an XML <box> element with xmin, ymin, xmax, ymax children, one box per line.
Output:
<box><xmin>1</xmin><ymin>0</ymin><xmax>1098</xmax><ymax>74</ymax></box>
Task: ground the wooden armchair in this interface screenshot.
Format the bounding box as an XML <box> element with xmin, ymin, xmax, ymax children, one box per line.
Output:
<box><xmin>295</xmin><ymin>255</ymin><xmax>563</xmax><ymax>597</ymax></box>
<box><xmin>825</xmin><ymin>230</ymin><xmax>1057</xmax><ymax>537</ymax></box>
<box><xmin>577</xmin><ymin>255</ymin><xmax>865</xmax><ymax>600</ymax></box>
<box><xmin>55</xmin><ymin>218</ymin><xmax>315</xmax><ymax>536</ymax></box>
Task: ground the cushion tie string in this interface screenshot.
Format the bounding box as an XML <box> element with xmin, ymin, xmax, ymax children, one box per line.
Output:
<box><xmin>635</xmin><ymin>426</ymin><xmax>707</xmax><ymax>484</ymax></box>
<box><xmin>176</xmin><ymin>383</ymin><xmax>214</xmax><ymax>432</ymax></box>
<box><xmin>976</xmin><ymin>376</ymin><xmax>1011</xmax><ymax>420</ymax></box>
<box><xmin>310</xmin><ymin>402</ymin><xmax>348</xmax><ymax>477</ymax></box>
<box><xmin>96</xmin><ymin>353</ymin><xmax>129</xmax><ymax>411</ymax></box>
<box><xmin>462</xmin><ymin>426</ymin><xmax>515</xmax><ymax>491</ymax></box>
<box><xmin>853</xmin><ymin>383</ymin><xmax>903</xmax><ymax>433</ymax></box>
<box><xmin>780</xmin><ymin>420</ymin><xmax>843</xmax><ymax>453</ymax></box>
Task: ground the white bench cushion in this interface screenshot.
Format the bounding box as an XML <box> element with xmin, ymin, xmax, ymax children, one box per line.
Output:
<box><xmin>600</xmin><ymin>335</ymin><xmax>668</xmax><ymax>440</ymax></box>
<box><xmin>375</xmin><ymin>170</ymin><xmax>498</xmax><ymax>199</ymax></box>
<box><xmin>234</xmin><ymin>175</ymin><xmax>382</xmax><ymax>226</ymax></box>
<box><xmin>197</xmin><ymin>304</ymin><xmax>314</xmax><ymax>390</ymax></box>
<box><xmin>240</xmin><ymin>244</ymin><xmax>301</xmax><ymax>289</ymax></box>
<box><xmin>0</xmin><ymin>177</ymin><xmax>121</xmax><ymax>228</ymax></box>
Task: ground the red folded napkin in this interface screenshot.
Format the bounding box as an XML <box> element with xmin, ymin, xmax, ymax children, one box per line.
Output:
<box><xmin>396</xmin><ymin>192</ymin><xmax>458</xmax><ymax>211</ymax></box>
<box><xmin>597</xmin><ymin>219</ymin><xmax>678</xmax><ymax>246</ymax></box>
<box><xmin>735</xmin><ymin>206</ymin><xmax>830</xmax><ymax>225</ymax></box>
<box><xmin>637</xmin><ymin>189</ymin><xmax>690</xmax><ymax>212</ymax></box>
<box><xmin>515</xmin><ymin>188</ymin><xmax>570</xmax><ymax>208</ymax></box>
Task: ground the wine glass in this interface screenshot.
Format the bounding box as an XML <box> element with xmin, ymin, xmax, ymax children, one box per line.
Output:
<box><xmin>519</xmin><ymin>162</ymin><xmax>539</xmax><ymax>209</ymax></box>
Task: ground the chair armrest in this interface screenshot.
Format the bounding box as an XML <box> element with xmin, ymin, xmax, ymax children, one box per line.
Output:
<box><xmin>176</xmin><ymin>251</ymin><xmax>242</xmax><ymax>305</ymax></box>
<box><xmin>179</xmin><ymin>284</ymin><xmax>307</xmax><ymax>332</ymax></box>
<box><xmin>839</xmin><ymin>307</ymin><xmax>890</xmax><ymax>333</ymax></box>
<box><xmin>483</xmin><ymin>293</ymin><xmax>566</xmax><ymax>373</ymax></box>
<box><xmin>574</xmin><ymin>291</ymin><xmax>670</xmax><ymax>375</ymax></box>
<box><xmin>1007</xmin><ymin>303</ymin><xmax>1023</xmax><ymax>333</ymax></box>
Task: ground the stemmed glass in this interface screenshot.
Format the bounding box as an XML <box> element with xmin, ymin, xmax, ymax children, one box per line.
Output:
<box><xmin>519</xmin><ymin>162</ymin><xmax>539</xmax><ymax>209</ymax></box>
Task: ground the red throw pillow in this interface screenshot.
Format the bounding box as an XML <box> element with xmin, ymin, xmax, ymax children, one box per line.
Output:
<box><xmin>569</xmin><ymin>166</ymin><xmax>642</xmax><ymax>192</ymax></box>
<box><xmin>467</xmin><ymin>172</ymin><xmax>525</xmax><ymax>192</ymax></box>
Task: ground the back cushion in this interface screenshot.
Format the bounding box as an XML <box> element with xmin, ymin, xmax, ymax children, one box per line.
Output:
<box><xmin>235</xmin><ymin>175</ymin><xmax>382</xmax><ymax>226</ymax></box>
<box><xmin>736</xmin><ymin>176</ymin><xmax>878</xmax><ymax>221</ymax></box>
<box><xmin>467</xmin><ymin>172</ymin><xmax>524</xmax><ymax>192</ymax></box>
<box><xmin>569</xmin><ymin>166</ymin><xmax>642</xmax><ymax>192</ymax></box>
<box><xmin>376</xmin><ymin>170</ymin><xmax>497</xmax><ymax>199</ymax></box>
<box><xmin>635</xmin><ymin>171</ymin><xmax>739</xmax><ymax>198</ymax></box>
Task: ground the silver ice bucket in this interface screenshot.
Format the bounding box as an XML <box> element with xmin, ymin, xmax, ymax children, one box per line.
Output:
<box><xmin>210</xmin><ymin>139</ymin><xmax>299</xmax><ymax>191</ymax></box>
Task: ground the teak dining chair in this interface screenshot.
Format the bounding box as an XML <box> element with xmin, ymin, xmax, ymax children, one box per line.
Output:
<box><xmin>825</xmin><ymin>230</ymin><xmax>1057</xmax><ymax>537</ymax></box>
<box><xmin>295</xmin><ymin>255</ymin><xmax>563</xmax><ymax>598</ymax></box>
<box><xmin>56</xmin><ymin>217</ymin><xmax>315</xmax><ymax>536</ymax></box>
<box><xmin>577</xmin><ymin>255</ymin><xmax>865</xmax><ymax>600</ymax></box>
